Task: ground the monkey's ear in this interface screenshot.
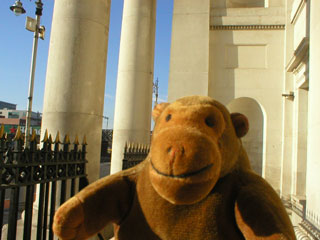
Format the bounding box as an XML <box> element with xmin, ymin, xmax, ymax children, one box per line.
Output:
<box><xmin>152</xmin><ymin>103</ymin><xmax>170</xmax><ymax>121</ymax></box>
<box><xmin>230</xmin><ymin>113</ymin><xmax>249</xmax><ymax>138</ymax></box>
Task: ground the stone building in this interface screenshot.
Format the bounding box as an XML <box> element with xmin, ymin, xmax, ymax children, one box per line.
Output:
<box><xmin>39</xmin><ymin>0</ymin><xmax>319</xmax><ymax>238</ymax></box>
<box><xmin>167</xmin><ymin>0</ymin><xmax>320</xmax><ymax>238</ymax></box>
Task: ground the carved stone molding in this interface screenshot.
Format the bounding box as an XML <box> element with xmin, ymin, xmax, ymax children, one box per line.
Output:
<box><xmin>210</xmin><ymin>24</ymin><xmax>285</xmax><ymax>31</ymax></box>
<box><xmin>286</xmin><ymin>37</ymin><xmax>309</xmax><ymax>72</ymax></box>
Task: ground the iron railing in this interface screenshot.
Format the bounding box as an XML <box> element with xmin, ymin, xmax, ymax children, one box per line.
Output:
<box><xmin>101</xmin><ymin>130</ymin><xmax>113</xmax><ymax>163</ymax></box>
<box><xmin>283</xmin><ymin>195</ymin><xmax>320</xmax><ymax>239</ymax></box>
<box><xmin>122</xmin><ymin>142</ymin><xmax>149</xmax><ymax>170</ymax></box>
<box><xmin>0</xmin><ymin>125</ymin><xmax>87</xmax><ymax>240</ymax></box>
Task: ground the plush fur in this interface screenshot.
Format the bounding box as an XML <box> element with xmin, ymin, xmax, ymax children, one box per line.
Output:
<box><xmin>53</xmin><ymin>96</ymin><xmax>296</xmax><ymax>240</ymax></box>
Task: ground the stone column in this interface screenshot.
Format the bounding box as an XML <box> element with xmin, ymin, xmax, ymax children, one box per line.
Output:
<box><xmin>168</xmin><ymin>0</ymin><xmax>210</xmax><ymax>102</ymax></box>
<box><xmin>42</xmin><ymin>0</ymin><xmax>111</xmax><ymax>183</ymax></box>
<box><xmin>110</xmin><ymin>0</ymin><xmax>157</xmax><ymax>174</ymax></box>
<box><xmin>280</xmin><ymin>0</ymin><xmax>294</xmax><ymax>201</ymax></box>
<box><xmin>4</xmin><ymin>1</ymin><xmax>111</xmax><ymax>238</ymax></box>
<box><xmin>306</xmin><ymin>0</ymin><xmax>320</xmax><ymax>218</ymax></box>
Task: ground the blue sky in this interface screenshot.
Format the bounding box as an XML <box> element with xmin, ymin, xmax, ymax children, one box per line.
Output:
<box><xmin>0</xmin><ymin>0</ymin><xmax>173</xmax><ymax>129</ymax></box>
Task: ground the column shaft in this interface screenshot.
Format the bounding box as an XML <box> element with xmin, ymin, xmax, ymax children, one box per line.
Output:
<box><xmin>306</xmin><ymin>0</ymin><xmax>320</xmax><ymax>216</ymax></box>
<box><xmin>41</xmin><ymin>0</ymin><xmax>111</xmax><ymax>183</ymax></box>
<box><xmin>111</xmin><ymin>0</ymin><xmax>157</xmax><ymax>174</ymax></box>
<box><xmin>280</xmin><ymin>0</ymin><xmax>294</xmax><ymax>200</ymax></box>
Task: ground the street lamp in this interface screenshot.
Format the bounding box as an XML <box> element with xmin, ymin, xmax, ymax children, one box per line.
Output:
<box><xmin>10</xmin><ymin>0</ymin><xmax>26</xmax><ymax>16</ymax></box>
<box><xmin>9</xmin><ymin>0</ymin><xmax>45</xmax><ymax>147</ymax></box>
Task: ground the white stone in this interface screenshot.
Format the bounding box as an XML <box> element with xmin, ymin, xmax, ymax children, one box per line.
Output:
<box><xmin>110</xmin><ymin>0</ymin><xmax>156</xmax><ymax>174</ymax></box>
<box><xmin>168</xmin><ymin>0</ymin><xmax>211</xmax><ymax>102</ymax></box>
<box><xmin>306</xmin><ymin>0</ymin><xmax>320</xmax><ymax>219</ymax></box>
<box><xmin>41</xmin><ymin>0</ymin><xmax>111</xmax><ymax>183</ymax></box>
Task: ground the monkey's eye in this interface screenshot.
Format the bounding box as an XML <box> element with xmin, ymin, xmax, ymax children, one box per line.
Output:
<box><xmin>205</xmin><ymin>116</ymin><xmax>215</xmax><ymax>128</ymax></box>
<box><xmin>166</xmin><ymin>114</ymin><xmax>172</xmax><ymax>122</ymax></box>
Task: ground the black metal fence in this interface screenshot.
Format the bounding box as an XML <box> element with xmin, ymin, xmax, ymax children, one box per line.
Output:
<box><xmin>101</xmin><ymin>130</ymin><xmax>113</xmax><ymax>163</ymax></box>
<box><xmin>0</xmin><ymin>126</ymin><xmax>87</xmax><ymax>240</ymax></box>
<box><xmin>283</xmin><ymin>196</ymin><xmax>320</xmax><ymax>239</ymax></box>
<box><xmin>122</xmin><ymin>142</ymin><xmax>150</xmax><ymax>170</ymax></box>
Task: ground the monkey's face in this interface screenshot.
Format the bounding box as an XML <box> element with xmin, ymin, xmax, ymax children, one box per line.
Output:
<box><xmin>149</xmin><ymin>99</ymin><xmax>225</xmax><ymax>204</ymax></box>
<box><xmin>149</xmin><ymin>96</ymin><xmax>249</xmax><ymax>205</ymax></box>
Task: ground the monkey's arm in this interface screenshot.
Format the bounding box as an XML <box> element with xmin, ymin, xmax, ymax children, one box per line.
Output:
<box><xmin>234</xmin><ymin>172</ymin><xmax>296</xmax><ymax>240</ymax></box>
<box><xmin>52</xmin><ymin>166</ymin><xmax>140</xmax><ymax>240</ymax></box>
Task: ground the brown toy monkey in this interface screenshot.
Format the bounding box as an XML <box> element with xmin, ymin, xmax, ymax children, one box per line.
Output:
<box><xmin>53</xmin><ymin>96</ymin><xmax>296</xmax><ymax>240</ymax></box>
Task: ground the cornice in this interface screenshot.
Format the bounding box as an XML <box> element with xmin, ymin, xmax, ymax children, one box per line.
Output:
<box><xmin>286</xmin><ymin>37</ymin><xmax>309</xmax><ymax>72</ymax></box>
<box><xmin>290</xmin><ymin>0</ymin><xmax>307</xmax><ymax>24</ymax></box>
<box><xmin>210</xmin><ymin>24</ymin><xmax>285</xmax><ymax>31</ymax></box>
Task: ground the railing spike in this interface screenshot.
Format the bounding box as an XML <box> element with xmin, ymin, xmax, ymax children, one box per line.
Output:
<box><xmin>64</xmin><ymin>134</ymin><xmax>71</xmax><ymax>144</ymax></box>
<box><xmin>132</xmin><ymin>142</ymin><xmax>136</xmax><ymax>152</ymax></box>
<box><xmin>0</xmin><ymin>124</ymin><xmax>4</xmax><ymax>138</ymax></box>
<box><xmin>30</xmin><ymin>129</ymin><xmax>37</xmax><ymax>142</ymax></box>
<box><xmin>48</xmin><ymin>134</ymin><xmax>53</xmax><ymax>144</ymax></box>
<box><xmin>82</xmin><ymin>135</ymin><xmax>87</xmax><ymax>145</ymax></box>
<box><xmin>140</xmin><ymin>144</ymin><xmax>144</xmax><ymax>152</ymax></box>
<box><xmin>74</xmin><ymin>135</ymin><xmax>79</xmax><ymax>145</ymax></box>
<box><xmin>42</xmin><ymin>129</ymin><xmax>49</xmax><ymax>142</ymax></box>
<box><xmin>13</xmin><ymin>126</ymin><xmax>22</xmax><ymax>141</ymax></box>
<box><xmin>55</xmin><ymin>131</ymin><xmax>61</xmax><ymax>144</ymax></box>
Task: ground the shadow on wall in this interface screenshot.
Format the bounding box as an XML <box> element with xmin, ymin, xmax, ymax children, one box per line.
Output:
<box><xmin>211</xmin><ymin>0</ymin><xmax>266</xmax><ymax>8</ymax></box>
<box><xmin>209</xmin><ymin>6</ymin><xmax>236</xmax><ymax>105</ymax></box>
<box><xmin>227</xmin><ymin>97</ymin><xmax>266</xmax><ymax>176</ymax></box>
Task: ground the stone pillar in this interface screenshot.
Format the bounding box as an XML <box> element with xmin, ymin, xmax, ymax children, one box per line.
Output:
<box><xmin>280</xmin><ymin>0</ymin><xmax>294</xmax><ymax>201</ymax></box>
<box><xmin>306</xmin><ymin>0</ymin><xmax>320</xmax><ymax>218</ymax></box>
<box><xmin>110</xmin><ymin>0</ymin><xmax>157</xmax><ymax>174</ymax></box>
<box><xmin>4</xmin><ymin>2</ymin><xmax>111</xmax><ymax>238</ymax></box>
<box><xmin>168</xmin><ymin>0</ymin><xmax>210</xmax><ymax>102</ymax></box>
<box><xmin>41</xmin><ymin>0</ymin><xmax>111</xmax><ymax>183</ymax></box>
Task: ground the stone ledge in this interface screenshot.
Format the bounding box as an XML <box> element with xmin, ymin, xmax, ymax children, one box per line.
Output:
<box><xmin>210</xmin><ymin>24</ymin><xmax>285</xmax><ymax>31</ymax></box>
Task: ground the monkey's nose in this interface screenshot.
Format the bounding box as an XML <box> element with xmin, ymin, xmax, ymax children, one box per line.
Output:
<box><xmin>167</xmin><ymin>145</ymin><xmax>185</xmax><ymax>158</ymax></box>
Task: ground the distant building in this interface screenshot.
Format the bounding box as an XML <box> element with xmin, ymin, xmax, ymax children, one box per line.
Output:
<box><xmin>0</xmin><ymin>101</ymin><xmax>41</xmax><ymax>135</ymax></box>
<box><xmin>0</xmin><ymin>101</ymin><xmax>16</xmax><ymax>110</ymax></box>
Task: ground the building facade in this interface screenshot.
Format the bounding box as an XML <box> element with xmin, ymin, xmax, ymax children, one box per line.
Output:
<box><xmin>0</xmin><ymin>101</ymin><xmax>16</xmax><ymax>110</ymax></box>
<box><xmin>168</xmin><ymin>0</ymin><xmax>319</xmax><ymax>237</ymax></box>
<box><xmin>0</xmin><ymin>102</ymin><xmax>41</xmax><ymax>136</ymax></box>
<box><xmin>33</xmin><ymin>0</ymin><xmax>319</xmax><ymax>238</ymax></box>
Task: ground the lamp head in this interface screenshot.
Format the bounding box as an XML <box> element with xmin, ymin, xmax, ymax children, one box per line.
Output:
<box><xmin>10</xmin><ymin>0</ymin><xmax>26</xmax><ymax>16</ymax></box>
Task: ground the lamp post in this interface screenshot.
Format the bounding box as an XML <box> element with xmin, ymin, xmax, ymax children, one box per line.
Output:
<box><xmin>10</xmin><ymin>0</ymin><xmax>45</xmax><ymax>147</ymax></box>
<box><xmin>153</xmin><ymin>77</ymin><xmax>159</xmax><ymax>105</ymax></box>
<box><xmin>103</xmin><ymin>116</ymin><xmax>109</xmax><ymax>129</ymax></box>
